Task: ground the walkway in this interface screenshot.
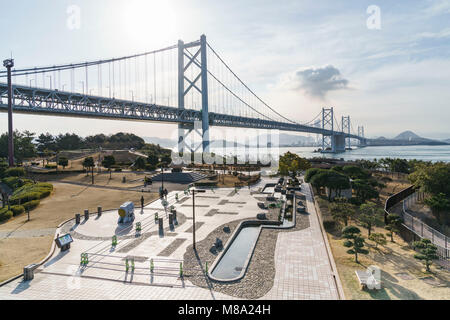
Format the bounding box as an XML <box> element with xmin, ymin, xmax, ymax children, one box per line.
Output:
<box><xmin>262</xmin><ymin>183</ymin><xmax>341</xmax><ymax>300</ymax></box>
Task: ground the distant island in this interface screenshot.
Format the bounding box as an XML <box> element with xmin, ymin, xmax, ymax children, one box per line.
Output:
<box><xmin>367</xmin><ymin>131</ymin><xmax>449</xmax><ymax>146</ymax></box>
<box><xmin>144</xmin><ymin>131</ymin><xmax>450</xmax><ymax>149</ymax></box>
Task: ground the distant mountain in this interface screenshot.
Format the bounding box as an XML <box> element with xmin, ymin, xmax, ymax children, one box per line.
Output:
<box><xmin>393</xmin><ymin>131</ymin><xmax>424</xmax><ymax>141</ymax></box>
<box><xmin>368</xmin><ymin>131</ymin><xmax>448</xmax><ymax>146</ymax></box>
<box><xmin>443</xmin><ymin>138</ymin><xmax>450</xmax><ymax>144</ymax></box>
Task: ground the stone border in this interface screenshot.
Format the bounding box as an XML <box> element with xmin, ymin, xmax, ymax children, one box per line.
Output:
<box><xmin>183</xmin><ymin>204</ymin><xmax>310</xmax><ymax>299</ymax></box>
<box><xmin>207</xmin><ymin>194</ymin><xmax>297</xmax><ymax>282</ymax></box>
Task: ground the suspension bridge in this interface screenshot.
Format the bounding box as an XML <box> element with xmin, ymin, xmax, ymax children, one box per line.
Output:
<box><xmin>0</xmin><ymin>35</ymin><xmax>367</xmax><ymax>166</ymax></box>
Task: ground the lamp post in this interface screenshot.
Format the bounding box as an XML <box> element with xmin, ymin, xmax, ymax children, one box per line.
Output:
<box><xmin>158</xmin><ymin>157</ymin><xmax>164</xmax><ymax>198</ymax></box>
<box><xmin>190</xmin><ymin>188</ymin><xmax>206</xmax><ymax>251</ymax></box>
<box><xmin>3</xmin><ymin>58</ymin><xmax>14</xmax><ymax>167</ymax></box>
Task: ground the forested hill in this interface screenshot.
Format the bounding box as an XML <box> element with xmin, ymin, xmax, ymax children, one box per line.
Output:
<box><xmin>0</xmin><ymin>131</ymin><xmax>171</xmax><ymax>162</ymax></box>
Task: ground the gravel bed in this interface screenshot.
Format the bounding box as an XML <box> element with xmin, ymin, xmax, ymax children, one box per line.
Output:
<box><xmin>183</xmin><ymin>212</ymin><xmax>310</xmax><ymax>299</ymax></box>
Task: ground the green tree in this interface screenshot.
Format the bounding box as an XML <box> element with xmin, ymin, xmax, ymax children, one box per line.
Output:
<box><xmin>368</xmin><ymin>233</ymin><xmax>387</xmax><ymax>248</ymax></box>
<box><xmin>323</xmin><ymin>171</ymin><xmax>351</xmax><ymax>201</ymax></box>
<box><xmin>134</xmin><ymin>156</ymin><xmax>147</xmax><ymax>170</ymax></box>
<box><xmin>36</xmin><ymin>133</ymin><xmax>56</xmax><ymax>153</ymax></box>
<box><xmin>55</xmin><ymin>133</ymin><xmax>83</xmax><ymax>150</ymax></box>
<box><xmin>385</xmin><ymin>214</ymin><xmax>402</xmax><ymax>242</ymax></box>
<box><xmin>359</xmin><ymin>202</ymin><xmax>383</xmax><ymax>236</ymax></box>
<box><xmin>58</xmin><ymin>157</ymin><xmax>69</xmax><ymax>170</ymax></box>
<box><xmin>424</xmin><ymin>193</ymin><xmax>450</xmax><ymax>225</ymax></box>
<box><xmin>329</xmin><ymin>201</ymin><xmax>355</xmax><ymax>226</ymax></box>
<box><xmin>353</xmin><ymin>179</ymin><xmax>380</xmax><ymax>203</ymax></box>
<box><xmin>409</xmin><ymin>162</ymin><xmax>450</xmax><ymax>197</ymax></box>
<box><xmin>342</xmin><ymin>226</ymin><xmax>368</xmax><ymax>263</ymax></box>
<box><xmin>82</xmin><ymin>156</ymin><xmax>95</xmax><ymax>178</ymax></box>
<box><xmin>342</xmin><ymin>165</ymin><xmax>370</xmax><ymax>180</ymax></box>
<box><xmin>412</xmin><ymin>238</ymin><xmax>439</xmax><ymax>272</ymax></box>
<box><xmin>278</xmin><ymin>152</ymin><xmax>311</xmax><ymax>177</ymax></box>
<box><xmin>304</xmin><ymin>168</ymin><xmax>323</xmax><ymax>183</ymax></box>
<box><xmin>102</xmin><ymin>155</ymin><xmax>116</xmax><ymax>179</ymax></box>
<box><xmin>0</xmin><ymin>131</ymin><xmax>37</xmax><ymax>162</ymax></box>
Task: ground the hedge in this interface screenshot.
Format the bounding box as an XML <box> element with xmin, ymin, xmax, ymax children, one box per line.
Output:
<box><xmin>0</xmin><ymin>208</ymin><xmax>13</xmax><ymax>222</ymax></box>
<box><xmin>45</xmin><ymin>164</ymin><xmax>57</xmax><ymax>169</ymax></box>
<box><xmin>4</xmin><ymin>167</ymin><xmax>25</xmax><ymax>177</ymax></box>
<box><xmin>2</xmin><ymin>177</ymin><xmax>33</xmax><ymax>190</ymax></box>
<box><xmin>11</xmin><ymin>205</ymin><xmax>25</xmax><ymax>217</ymax></box>
<box><xmin>23</xmin><ymin>200</ymin><xmax>40</xmax><ymax>211</ymax></box>
<box><xmin>10</xmin><ymin>192</ymin><xmax>41</xmax><ymax>205</ymax></box>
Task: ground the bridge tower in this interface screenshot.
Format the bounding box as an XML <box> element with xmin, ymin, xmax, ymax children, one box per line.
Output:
<box><xmin>358</xmin><ymin>126</ymin><xmax>366</xmax><ymax>146</ymax></box>
<box><xmin>177</xmin><ymin>34</ymin><xmax>210</xmax><ymax>155</ymax></box>
<box><xmin>341</xmin><ymin>116</ymin><xmax>351</xmax><ymax>150</ymax></box>
<box><xmin>321</xmin><ymin>107</ymin><xmax>334</xmax><ymax>152</ymax></box>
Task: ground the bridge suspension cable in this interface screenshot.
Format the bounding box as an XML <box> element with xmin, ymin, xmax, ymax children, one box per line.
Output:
<box><xmin>0</xmin><ymin>45</ymin><xmax>178</xmax><ymax>78</ymax></box>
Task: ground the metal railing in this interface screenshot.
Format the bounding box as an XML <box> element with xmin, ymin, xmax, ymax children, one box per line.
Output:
<box><xmin>402</xmin><ymin>192</ymin><xmax>449</xmax><ymax>260</ymax></box>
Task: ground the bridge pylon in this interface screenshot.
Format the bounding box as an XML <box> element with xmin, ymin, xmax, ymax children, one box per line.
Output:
<box><xmin>358</xmin><ymin>126</ymin><xmax>367</xmax><ymax>147</ymax></box>
<box><xmin>177</xmin><ymin>35</ymin><xmax>210</xmax><ymax>157</ymax></box>
<box><xmin>341</xmin><ymin>116</ymin><xmax>351</xmax><ymax>150</ymax></box>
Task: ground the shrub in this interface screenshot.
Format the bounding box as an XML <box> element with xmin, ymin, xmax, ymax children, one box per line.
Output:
<box><xmin>10</xmin><ymin>191</ymin><xmax>41</xmax><ymax>205</ymax></box>
<box><xmin>38</xmin><ymin>190</ymin><xmax>51</xmax><ymax>199</ymax></box>
<box><xmin>11</xmin><ymin>205</ymin><xmax>25</xmax><ymax>217</ymax></box>
<box><xmin>0</xmin><ymin>208</ymin><xmax>13</xmax><ymax>222</ymax></box>
<box><xmin>2</xmin><ymin>177</ymin><xmax>33</xmax><ymax>190</ymax></box>
<box><xmin>23</xmin><ymin>200</ymin><xmax>40</xmax><ymax>211</ymax></box>
<box><xmin>37</xmin><ymin>182</ymin><xmax>53</xmax><ymax>190</ymax></box>
<box><xmin>4</xmin><ymin>167</ymin><xmax>25</xmax><ymax>177</ymax></box>
<box><xmin>323</xmin><ymin>218</ymin><xmax>336</xmax><ymax>231</ymax></box>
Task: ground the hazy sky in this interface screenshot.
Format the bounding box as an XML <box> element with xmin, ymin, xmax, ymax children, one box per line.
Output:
<box><xmin>1</xmin><ymin>0</ymin><xmax>450</xmax><ymax>140</ymax></box>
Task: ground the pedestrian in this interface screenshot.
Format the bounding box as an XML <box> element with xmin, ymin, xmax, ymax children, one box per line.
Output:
<box><xmin>141</xmin><ymin>195</ymin><xmax>144</xmax><ymax>208</ymax></box>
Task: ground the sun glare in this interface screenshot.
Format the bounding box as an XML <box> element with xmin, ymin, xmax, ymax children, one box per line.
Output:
<box><xmin>119</xmin><ymin>0</ymin><xmax>178</xmax><ymax>47</ymax></box>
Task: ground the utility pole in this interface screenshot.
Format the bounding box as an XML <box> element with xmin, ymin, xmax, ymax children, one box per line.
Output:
<box><xmin>3</xmin><ymin>59</ymin><xmax>15</xmax><ymax>167</ymax></box>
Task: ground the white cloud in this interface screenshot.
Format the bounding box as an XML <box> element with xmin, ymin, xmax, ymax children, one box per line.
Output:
<box><xmin>290</xmin><ymin>65</ymin><xmax>349</xmax><ymax>99</ymax></box>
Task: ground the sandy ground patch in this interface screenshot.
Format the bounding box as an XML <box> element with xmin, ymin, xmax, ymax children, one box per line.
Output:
<box><xmin>327</xmin><ymin>225</ymin><xmax>450</xmax><ymax>300</ymax></box>
<box><xmin>0</xmin><ymin>236</ymin><xmax>54</xmax><ymax>283</ymax></box>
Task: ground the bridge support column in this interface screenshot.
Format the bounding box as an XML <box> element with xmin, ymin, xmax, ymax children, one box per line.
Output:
<box><xmin>200</xmin><ymin>34</ymin><xmax>210</xmax><ymax>154</ymax></box>
<box><xmin>178</xmin><ymin>40</ymin><xmax>185</xmax><ymax>155</ymax></box>
<box><xmin>331</xmin><ymin>135</ymin><xmax>346</xmax><ymax>153</ymax></box>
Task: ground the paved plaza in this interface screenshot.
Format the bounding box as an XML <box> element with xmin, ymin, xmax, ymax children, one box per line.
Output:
<box><xmin>0</xmin><ymin>178</ymin><xmax>341</xmax><ymax>300</ymax></box>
